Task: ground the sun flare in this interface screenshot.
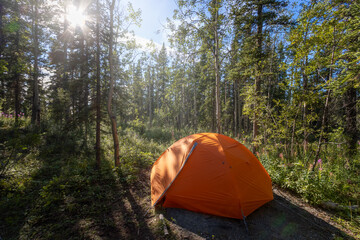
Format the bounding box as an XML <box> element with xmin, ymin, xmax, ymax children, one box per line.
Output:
<box><xmin>66</xmin><ymin>5</ymin><xmax>85</xmax><ymax>27</ymax></box>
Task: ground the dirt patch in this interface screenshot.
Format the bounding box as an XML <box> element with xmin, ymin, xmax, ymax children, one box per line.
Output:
<box><xmin>164</xmin><ymin>193</ymin><xmax>348</xmax><ymax>240</ymax></box>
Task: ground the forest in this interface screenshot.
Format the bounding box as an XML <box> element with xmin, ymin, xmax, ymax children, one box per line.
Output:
<box><xmin>0</xmin><ymin>0</ymin><xmax>359</xmax><ymax>239</ymax></box>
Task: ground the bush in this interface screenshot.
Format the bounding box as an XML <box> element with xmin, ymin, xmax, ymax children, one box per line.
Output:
<box><xmin>0</xmin><ymin>129</ymin><xmax>42</xmax><ymax>177</ymax></box>
<box><xmin>143</xmin><ymin>127</ymin><xmax>173</xmax><ymax>143</ymax></box>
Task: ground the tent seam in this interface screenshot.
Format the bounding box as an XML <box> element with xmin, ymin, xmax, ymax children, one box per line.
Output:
<box><xmin>153</xmin><ymin>142</ymin><xmax>198</xmax><ymax>206</ymax></box>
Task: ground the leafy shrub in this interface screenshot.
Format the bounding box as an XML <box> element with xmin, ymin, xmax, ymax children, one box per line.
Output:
<box><xmin>0</xmin><ymin>129</ymin><xmax>42</xmax><ymax>177</ymax></box>
<box><xmin>144</xmin><ymin>127</ymin><xmax>173</xmax><ymax>143</ymax></box>
<box><xmin>115</xmin><ymin>129</ymin><xmax>166</xmax><ymax>182</ymax></box>
<box><xmin>129</xmin><ymin>118</ymin><xmax>146</xmax><ymax>135</ymax></box>
<box><xmin>0</xmin><ymin>111</ymin><xmax>30</xmax><ymax>128</ymax></box>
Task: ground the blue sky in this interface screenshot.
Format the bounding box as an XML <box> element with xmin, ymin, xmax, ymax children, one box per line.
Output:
<box><xmin>126</xmin><ymin>0</ymin><xmax>177</xmax><ymax>48</ymax></box>
<box><xmin>122</xmin><ymin>0</ymin><xmax>305</xmax><ymax>50</ymax></box>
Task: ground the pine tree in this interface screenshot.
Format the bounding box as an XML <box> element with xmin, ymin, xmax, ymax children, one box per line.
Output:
<box><xmin>232</xmin><ymin>0</ymin><xmax>290</xmax><ymax>152</ymax></box>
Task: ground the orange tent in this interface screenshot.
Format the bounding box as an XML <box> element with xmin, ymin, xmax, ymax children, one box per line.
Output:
<box><xmin>150</xmin><ymin>133</ymin><xmax>273</xmax><ymax>219</ymax></box>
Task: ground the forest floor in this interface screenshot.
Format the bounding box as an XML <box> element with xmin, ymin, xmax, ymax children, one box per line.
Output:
<box><xmin>0</xmin><ymin>128</ymin><xmax>358</xmax><ymax>239</ymax></box>
<box><xmin>2</xmin><ymin>161</ymin><xmax>357</xmax><ymax>240</ymax></box>
<box><xmin>2</xmin><ymin>163</ymin><xmax>359</xmax><ymax>240</ymax></box>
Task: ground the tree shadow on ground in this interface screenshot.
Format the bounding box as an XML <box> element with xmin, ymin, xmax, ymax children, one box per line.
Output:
<box><xmin>165</xmin><ymin>193</ymin><xmax>353</xmax><ymax>240</ymax></box>
<box><xmin>0</xmin><ymin>142</ymin><xmax>158</xmax><ymax>240</ymax></box>
<box><xmin>64</xmin><ymin>161</ymin><xmax>158</xmax><ymax>240</ymax></box>
<box><xmin>0</xmin><ymin>151</ymin><xmax>65</xmax><ymax>239</ymax></box>
<box><xmin>28</xmin><ymin>161</ymin><xmax>158</xmax><ymax>240</ymax></box>
<box><xmin>112</xmin><ymin>171</ymin><xmax>158</xmax><ymax>240</ymax></box>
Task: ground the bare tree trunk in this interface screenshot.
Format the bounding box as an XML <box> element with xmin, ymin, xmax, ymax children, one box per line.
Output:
<box><xmin>0</xmin><ymin>3</ymin><xmax>3</xmax><ymax>54</ymax></box>
<box><xmin>147</xmin><ymin>67</ymin><xmax>153</xmax><ymax>128</ymax></box>
<box><xmin>252</xmin><ymin>77</ymin><xmax>260</xmax><ymax>153</ymax></box>
<box><xmin>212</xmin><ymin>86</ymin><xmax>216</xmax><ymax>132</ymax></box>
<box><xmin>194</xmin><ymin>81</ymin><xmax>197</xmax><ymax>131</ymax></box>
<box><xmin>31</xmin><ymin>0</ymin><xmax>40</xmax><ymax>126</ymax></box>
<box><xmin>252</xmin><ymin>3</ymin><xmax>263</xmax><ymax>153</ymax></box>
<box><xmin>181</xmin><ymin>84</ymin><xmax>185</xmax><ymax>128</ymax></box>
<box><xmin>344</xmin><ymin>84</ymin><xmax>357</xmax><ymax>156</ymax></box>
<box><xmin>302</xmin><ymin>24</ymin><xmax>309</xmax><ymax>154</ymax></box>
<box><xmin>14</xmin><ymin>1</ymin><xmax>20</xmax><ymax>125</ymax></box>
<box><xmin>238</xmin><ymin>86</ymin><xmax>242</xmax><ymax>137</ymax></box>
<box><xmin>213</xmin><ymin>0</ymin><xmax>221</xmax><ymax>134</ymax></box>
<box><xmin>290</xmin><ymin>103</ymin><xmax>302</xmax><ymax>157</ymax></box>
<box><xmin>148</xmin><ymin>84</ymin><xmax>151</xmax><ymax>127</ymax></box>
<box><xmin>0</xmin><ymin>3</ymin><xmax>5</xmax><ymax>103</ymax></box>
<box><xmin>233</xmin><ymin>84</ymin><xmax>237</xmax><ymax>136</ymax></box>
<box><xmin>312</xmin><ymin>89</ymin><xmax>331</xmax><ymax>171</ymax></box>
<box><xmin>302</xmin><ymin>62</ymin><xmax>308</xmax><ymax>154</ymax></box>
<box><xmin>312</xmin><ymin>26</ymin><xmax>337</xmax><ymax>170</ymax></box>
<box><xmin>83</xmin><ymin>39</ymin><xmax>89</xmax><ymax>147</ymax></box>
<box><xmin>14</xmin><ymin>72</ymin><xmax>20</xmax><ymax>124</ymax></box>
<box><xmin>95</xmin><ymin>0</ymin><xmax>101</xmax><ymax>169</ymax></box>
<box><xmin>79</xmin><ymin>27</ymin><xmax>88</xmax><ymax>146</ymax></box>
<box><xmin>63</xmin><ymin>4</ymin><xmax>69</xmax><ymax>122</ymax></box>
<box><xmin>107</xmin><ymin>0</ymin><xmax>120</xmax><ymax>167</ymax></box>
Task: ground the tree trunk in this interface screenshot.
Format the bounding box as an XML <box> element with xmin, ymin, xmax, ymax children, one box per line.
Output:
<box><xmin>14</xmin><ymin>1</ymin><xmax>20</xmax><ymax>125</ymax></box>
<box><xmin>0</xmin><ymin>3</ymin><xmax>4</xmax><ymax>102</ymax></box>
<box><xmin>150</xmin><ymin>70</ymin><xmax>153</xmax><ymax>128</ymax></box>
<box><xmin>312</xmin><ymin>89</ymin><xmax>331</xmax><ymax>171</ymax></box>
<box><xmin>31</xmin><ymin>0</ymin><xmax>40</xmax><ymax>126</ymax></box>
<box><xmin>95</xmin><ymin>0</ymin><xmax>101</xmax><ymax>169</ymax></box>
<box><xmin>180</xmin><ymin>83</ymin><xmax>185</xmax><ymax>128</ymax></box>
<box><xmin>83</xmin><ymin>38</ymin><xmax>89</xmax><ymax>147</ymax></box>
<box><xmin>148</xmin><ymin>68</ymin><xmax>153</xmax><ymax>128</ymax></box>
<box><xmin>194</xmin><ymin>79</ymin><xmax>197</xmax><ymax>131</ymax></box>
<box><xmin>344</xmin><ymin>84</ymin><xmax>357</xmax><ymax>156</ymax></box>
<box><xmin>312</xmin><ymin>26</ymin><xmax>337</xmax><ymax>170</ymax></box>
<box><xmin>212</xmin><ymin>86</ymin><xmax>216</xmax><ymax>132</ymax></box>
<box><xmin>290</xmin><ymin>103</ymin><xmax>302</xmax><ymax>157</ymax></box>
<box><xmin>0</xmin><ymin>3</ymin><xmax>3</xmax><ymax>54</ymax></box>
<box><xmin>302</xmin><ymin>63</ymin><xmax>308</xmax><ymax>154</ymax></box>
<box><xmin>63</xmin><ymin>4</ymin><xmax>69</xmax><ymax>121</ymax></box>
<box><xmin>252</xmin><ymin>3</ymin><xmax>263</xmax><ymax>153</ymax></box>
<box><xmin>212</xmin><ymin>0</ymin><xmax>221</xmax><ymax>134</ymax></box>
<box><xmin>238</xmin><ymin>85</ymin><xmax>242</xmax><ymax>137</ymax></box>
<box><xmin>79</xmin><ymin>28</ymin><xmax>87</xmax><ymax>146</ymax></box>
<box><xmin>107</xmin><ymin>0</ymin><xmax>120</xmax><ymax>167</ymax></box>
<box><xmin>234</xmin><ymin>79</ymin><xmax>238</xmax><ymax>137</ymax></box>
<box><xmin>302</xmin><ymin>24</ymin><xmax>309</xmax><ymax>154</ymax></box>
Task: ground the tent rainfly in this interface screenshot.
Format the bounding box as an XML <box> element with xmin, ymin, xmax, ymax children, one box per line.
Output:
<box><xmin>150</xmin><ymin>133</ymin><xmax>273</xmax><ymax>219</ymax></box>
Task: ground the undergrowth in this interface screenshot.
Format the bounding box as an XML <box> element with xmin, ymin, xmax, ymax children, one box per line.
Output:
<box><xmin>0</xmin><ymin>122</ymin><xmax>168</xmax><ymax>239</ymax></box>
<box><xmin>259</xmin><ymin>149</ymin><xmax>360</xmax><ymax>237</ymax></box>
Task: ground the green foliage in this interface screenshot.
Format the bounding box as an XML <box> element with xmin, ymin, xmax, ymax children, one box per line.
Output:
<box><xmin>0</xmin><ymin>112</ymin><xmax>31</xmax><ymax>128</ymax></box>
<box><xmin>16</xmin><ymin>157</ymin><xmax>123</xmax><ymax>239</ymax></box>
<box><xmin>259</xmin><ymin>146</ymin><xmax>360</xmax><ymax>233</ymax></box>
<box><xmin>116</xmin><ymin>128</ymin><xmax>168</xmax><ymax>182</ymax></box>
<box><xmin>128</xmin><ymin>117</ymin><xmax>146</xmax><ymax>135</ymax></box>
<box><xmin>0</xmin><ymin>127</ymin><xmax>42</xmax><ymax>177</ymax></box>
<box><xmin>144</xmin><ymin>127</ymin><xmax>173</xmax><ymax>143</ymax></box>
<box><xmin>0</xmin><ymin>130</ymin><xmax>107</xmax><ymax>238</ymax></box>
